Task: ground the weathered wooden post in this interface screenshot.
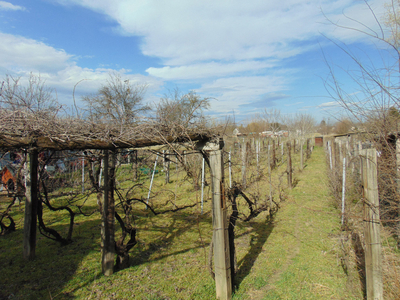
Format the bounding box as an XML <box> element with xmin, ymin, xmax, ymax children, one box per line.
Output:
<box><xmin>101</xmin><ymin>150</ymin><xmax>116</xmax><ymax>276</ymax></box>
<box><xmin>331</xmin><ymin>140</ymin><xmax>337</xmax><ymax>170</ymax></box>
<box><xmin>287</xmin><ymin>142</ymin><xmax>292</xmax><ymax>189</ymax></box>
<box><xmin>241</xmin><ymin>141</ymin><xmax>247</xmax><ymax>188</ymax></box>
<box><xmin>163</xmin><ymin>150</ymin><xmax>170</xmax><ymax>184</ymax></box>
<box><xmin>360</xmin><ymin>149</ymin><xmax>383</xmax><ymax>300</ymax></box>
<box><xmin>99</xmin><ymin>159</ymin><xmax>103</xmax><ymax>187</ymax></box>
<box><xmin>133</xmin><ymin>150</ymin><xmax>138</xmax><ymax>181</ymax></box>
<box><xmin>338</xmin><ymin>140</ymin><xmax>343</xmax><ymax>165</ymax></box>
<box><xmin>272</xmin><ymin>139</ymin><xmax>276</xmax><ymax>170</ymax></box>
<box><xmin>300</xmin><ymin>139</ymin><xmax>304</xmax><ymax>170</ymax></box>
<box><xmin>204</xmin><ymin>138</ymin><xmax>232</xmax><ymax>300</ymax></box>
<box><xmin>81</xmin><ymin>157</ymin><xmax>85</xmax><ymax>193</ymax></box>
<box><xmin>306</xmin><ymin>138</ymin><xmax>311</xmax><ymax>160</ymax></box>
<box><xmin>256</xmin><ymin>140</ymin><xmax>260</xmax><ymax>177</ymax></box>
<box><xmin>23</xmin><ymin>149</ymin><xmax>39</xmax><ymax>260</ymax></box>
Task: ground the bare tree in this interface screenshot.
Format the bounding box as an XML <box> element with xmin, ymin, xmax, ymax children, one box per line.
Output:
<box><xmin>155</xmin><ymin>89</ymin><xmax>210</xmax><ymax>129</ymax></box>
<box><xmin>285</xmin><ymin>113</ymin><xmax>316</xmax><ymax>138</ymax></box>
<box><xmin>0</xmin><ymin>74</ymin><xmax>62</xmax><ymax>136</ymax></box>
<box><xmin>261</xmin><ymin>108</ymin><xmax>282</xmax><ymax>134</ymax></box>
<box><xmin>83</xmin><ymin>73</ymin><xmax>149</xmax><ymax>125</ymax></box>
<box><xmin>155</xmin><ymin>89</ymin><xmax>211</xmax><ymax>190</ymax></box>
<box><xmin>0</xmin><ymin>74</ymin><xmax>60</xmax><ymax>114</ymax></box>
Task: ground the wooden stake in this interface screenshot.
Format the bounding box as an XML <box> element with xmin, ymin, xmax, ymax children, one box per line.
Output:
<box><xmin>272</xmin><ymin>139</ymin><xmax>276</xmax><ymax>170</ymax></box>
<box><xmin>101</xmin><ymin>150</ymin><xmax>115</xmax><ymax>276</ymax></box>
<box><xmin>81</xmin><ymin>157</ymin><xmax>85</xmax><ymax>193</ymax></box>
<box><xmin>360</xmin><ymin>149</ymin><xmax>383</xmax><ymax>300</ymax></box>
<box><xmin>133</xmin><ymin>150</ymin><xmax>138</xmax><ymax>181</ymax></box>
<box><xmin>164</xmin><ymin>150</ymin><xmax>170</xmax><ymax>184</ymax></box>
<box><xmin>300</xmin><ymin>139</ymin><xmax>304</xmax><ymax>170</ymax></box>
<box><xmin>23</xmin><ymin>149</ymin><xmax>39</xmax><ymax>260</ymax></box>
<box><xmin>241</xmin><ymin>141</ymin><xmax>247</xmax><ymax>188</ymax></box>
<box><xmin>205</xmin><ymin>140</ymin><xmax>232</xmax><ymax>300</ymax></box>
<box><xmin>287</xmin><ymin>142</ymin><xmax>292</xmax><ymax>189</ymax></box>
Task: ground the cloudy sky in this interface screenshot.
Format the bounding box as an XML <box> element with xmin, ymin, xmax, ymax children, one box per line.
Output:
<box><xmin>0</xmin><ymin>0</ymin><xmax>391</xmax><ymax>123</ymax></box>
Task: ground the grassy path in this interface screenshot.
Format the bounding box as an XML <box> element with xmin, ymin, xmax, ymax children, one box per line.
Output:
<box><xmin>232</xmin><ymin>146</ymin><xmax>362</xmax><ymax>299</ymax></box>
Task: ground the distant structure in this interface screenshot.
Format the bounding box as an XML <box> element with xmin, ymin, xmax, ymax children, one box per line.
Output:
<box><xmin>259</xmin><ymin>130</ymin><xmax>288</xmax><ymax>137</ymax></box>
<box><xmin>233</xmin><ymin>128</ymin><xmax>239</xmax><ymax>137</ymax></box>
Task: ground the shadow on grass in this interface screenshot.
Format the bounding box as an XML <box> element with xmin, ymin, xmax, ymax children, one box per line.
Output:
<box><xmin>130</xmin><ymin>211</ymin><xmax>212</xmax><ymax>266</ymax></box>
<box><xmin>234</xmin><ymin>217</ymin><xmax>274</xmax><ymax>289</ymax></box>
<box><xmin>0</xmin><ymin>215</ymin><xmax>104</xmax><ymax>300</ymax></box>
<box><xmin>0</xmin><ymin>192</ymin><xmax>215</xmax><ymax>300</ymax></box>
<box><xmin>351</xmin><ymin>232</ymin><xmax>367</xmax><ymax>300</ymax></box>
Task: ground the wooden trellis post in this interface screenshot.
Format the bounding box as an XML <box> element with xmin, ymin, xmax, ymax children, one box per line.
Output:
<box><xmin>133</xmin><ymin>150</ymin><xmax>138</xmax><ymax>181</ymax></box>
<box><xmin>23</xmin><ymin>149</ymin><xmax>39</xmax><ymax>260</ymax></box>
<box><xmin>256</xmin><ymin>140</ymin><xmax>260</xmax><ymax>176</ymax></box>
<box><xmin>241</xmin><ymin>141</ymin><xmax>247</xmax><ymax>188</ymax></box>
<box><xmin>287</xmin><ymin>142</ymin><xmax>292</xmax><ymax>189</ymax></box>
<box><xmin>81</xmin><ymin>157</ymin><xmax>85</xmax><ymax>193</ymax></box>
<box><xmin>163</xmin><ymin>150</ymin><xmax>170</xmax><ymax>184</ymax></box>
<box><xmin>101</xmin><ymin>150</ymin><xmax>116</xmax><ymax>276</ymax></box>
<box><xmin>306</xmin><ymin>138</ymin><xmax>311</xmax><ymax>160</ymax></box>
<box><xmin>204</xmin><ymin>139</ymin><xmax>232</xmax><ymax>300</ymax></box>
<box><xmin>338</xmin><ymin>140</ymin><xmax>343</xmax><ymax>165</ymax></box>
<box><xmin>360</xmin><ymin>149</ymin><xmax>383</xmax><ymax>300</ymax></box>
<box><xmin>300</xmin><ymin>139</ymin><xmax>304</xmax><ymax>170</ymax></box>
<box><xmin>272</xmin><ymin>139</ymin><xmax>276</xmax><ymax>170</ymax></box>
<box><xmin>331</xmin><ymin>141</ymin><xmax>337</xmax><ymax>170</ymax></box>
<box><xmin>268</xmin><ymin>145</ymin><xmax>272</xmax><ymax>206</ymax></box>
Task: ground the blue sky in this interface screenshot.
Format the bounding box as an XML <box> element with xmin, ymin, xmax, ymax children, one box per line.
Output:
<box><xmin>0</xmin><ymin>0</ymin><xmax>392</xmax><ymax>124</ymax></box>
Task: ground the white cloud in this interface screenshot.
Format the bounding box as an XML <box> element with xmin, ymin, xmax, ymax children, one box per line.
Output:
<box><xmin>0</xmin><ymin>1</ymin><xmax>25</xmax><ymax>11</ymax></box>
<box><xmin>0</xmin><ymin>33</ymin><xmax>72</xmax><ymax>73</ymax></box>
<box><xmin>146</xmin><ymin>60</ymin><xmax>277</xmax><ymax>80</ymax></box>
<box><xmin>317</xmin><ymin>101</ymin><xmax>340</xmax><ymax>108</ymax></box>
<box><xmin>197</xmin><ymin>75</ymin><xmax>287</xmax><ymax>113</ymax></box>
<box><xmin>55</xmin><ymin>0</ymin><xmax>387</xmax><ymax>67</ymax></box>
<box><xmin>0</xmin><ymin>33</ymin><xmax>163</xmax><ymax>108</ymax></box>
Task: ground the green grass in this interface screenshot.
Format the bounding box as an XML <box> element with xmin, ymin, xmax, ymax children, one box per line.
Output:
<box><xmin>0</xmin><ymin>141</ymin><xmax>363</xmax><ymax>299</ymax></box>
